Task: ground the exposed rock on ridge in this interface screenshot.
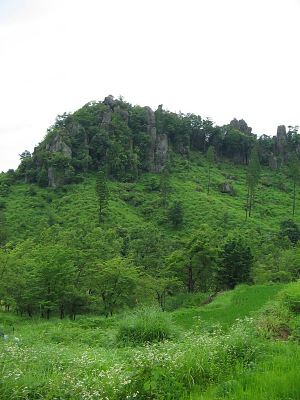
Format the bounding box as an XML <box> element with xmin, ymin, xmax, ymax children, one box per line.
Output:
<box><xmin>35</xmin><ymin>95</ymin><xmax>169</xmax><ymax>186</ymax></box>
<box><xmin>45</xmin><ymin>134</ymin><xmax>72</xmax><ymax>157</ymax></box>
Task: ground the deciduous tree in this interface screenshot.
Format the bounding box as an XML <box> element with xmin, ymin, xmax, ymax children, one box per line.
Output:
<box><xmin>90</xmin><ymin>257</ymin><xmax>140</xmax><ymax>317</ymax></box>
<box><xmin>168</xmin><ymin>226</ymin><xmax>219</xmax><ymax>292</ymax></box>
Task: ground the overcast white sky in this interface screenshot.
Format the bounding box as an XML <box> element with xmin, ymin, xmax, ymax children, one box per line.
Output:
<box><xmin>0</xmin><ymin>0</ymin><xmax>299</xmax><ymax>172</ymax></box>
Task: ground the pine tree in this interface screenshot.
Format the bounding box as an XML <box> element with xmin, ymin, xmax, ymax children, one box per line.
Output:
<box><xmin>246</xmin><ymin>146</ymin><xmax>260</xmax><ymax>218</ymax></box>
<box><xmin>289</xmin><ymin>152</ymin><xmax>300</xmax><ymax>218</ymax></box>
<box><xmin>168</xmin><ymin>201</ymin><xmax>183</xmax><ymax>229</ymax></box>
<box><xmin>206</xmin><ymin>146</ymin><xmax>215</xmax><ymax>194</ymax></box>
<box><xmin>160</xmin><ymin>165</ymin><xmax>171</xmax><ymax>208</ymax></box>
<box><xmin>96</xmin><ymin>170</ymin><xmax>109</xmax><ymax>222</ymax></box>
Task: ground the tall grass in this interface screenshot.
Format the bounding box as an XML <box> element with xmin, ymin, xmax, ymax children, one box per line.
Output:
<box><xmin>116</xmin><ymin>305</ymin><xmax>177</xmax><ymax>344</ymax></box>
<box><xmin>1</xmin><ymin>284</ymin><xmax>300</xmax><ymax>399</ymax></box>
<box><xmin>196</xmin><ymin>341</ymin><xmax>300</xmax><ymax>400</ymax></box>
<box><xmin>0</xmin><ymin>314</ymin><xmax>262</xmax><ymax>399</ymax></box>
<box><xmin>171</xmin><ymin>283</ymin><xmax>284</xmax><ymax>330</ymax></box>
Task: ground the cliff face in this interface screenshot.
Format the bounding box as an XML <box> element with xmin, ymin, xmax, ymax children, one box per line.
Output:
<box><xmin>144</xmin><ymin>106</ymin><xmax>168</xmax><ymax>173</ymax></box>
<box><xmin>19</xmin><ymin>95</ymin><xmax>298</xmax><ymax>188</ymax></box>
<box><xmin>30</xmin><ymin>96</ymin><xmax>169</xmax><ymax>186</ymax></box>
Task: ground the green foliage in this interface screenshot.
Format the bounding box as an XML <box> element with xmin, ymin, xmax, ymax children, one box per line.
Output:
<box><xmin>127</xmin><ymin>224</ymin><xmax>165</xmax><ymax>274</ymax></box>
<box><xmin>96</xmin><ymin>170</ymin><xmax>109</xmax><ymax>222</ymax></box>
<box><xmin>255</xmin><ymin>300</ymin><xmax>291</xmax><ymax>340</ymax></box>
<box><xmin>255</xmin><ymin>282</ymin><xmax>300</xmax><ymax>342</ymax></box>
<box><xmin>168</xmin><ymin>226</ymin><xmax>219</xmax><ymax>292</ymax></box>
<box><xmin>90</xmin><ymin>257</ymin><xmax>140</xmax><ymax>317</ymax></box>
<box><xmin>1</xmin><ymin>284</ymin><xmax>300</xmax><ymax>399</ymax></box>
<box><xmin>279</xmin><ymin>281</ymin><xmax>300</xmax><ymax>314</ymax></box>
<box><xmin>246</xmin><ymin>145</ymin><xmax>260</xmax><ymax>218</ymax></box>
<box><xmin>278</xmin><ymin>219</ymin><xmax>300</xmax><ymax>244</ymax></box>
<box><xmin>116</xmin><ymin>305</ymin><xmax>177</xmax><ymax>344</ymax></box>
<box><xmin>160</xmin><ymin>165</ymin><xmax>172</xmax><ymax>207</ymax></box>
<box><xmin>168</xmin><ymin>200</ymin><xmax>184</xmax><ymax>229</ymax></box>
<box><xmin>206</xmin><ymin>145</ymin><xmax>215</xmax><ymax>194</ymax></box>
<box><xmin>288</xmin><ymin>151</ymin><xmax>300</xmax><ymax>218</ymax></box>
<box><xmin>217</xmin><ymin>238</ymin><xmax>253</xmax><ymax>290</ymax></box>
<box><xmin>222</xmin><ymin>126</ymin><xmax>255</xmax><ymax>163</ymax></box>
<box><xmin>4</xmin><ymin>121</ymin><xmax>300</xmax><ymax>322</ymax></box>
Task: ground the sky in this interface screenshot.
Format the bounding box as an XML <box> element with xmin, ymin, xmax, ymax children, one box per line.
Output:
<box><xmin>0</xmin><ymin>0</ymin><xmax>299</xmax><ymax>172</ymax></box>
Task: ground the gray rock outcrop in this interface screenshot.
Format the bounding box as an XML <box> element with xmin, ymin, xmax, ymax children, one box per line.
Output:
<box><xmin>230</xmin><ymin>118</ymin><xmax>252</xmax><ymax>135</ymax></box>
<box><xmin>103</xmin><ymin>95</ymin><xmax>115</xmax><ymax>109</ymax></box>
<box><xmin>154</xmin><ymin>134</ymin><xmax>168</xmax><ymax>172</ymax></box>
<box><xmin>45</xmin><ymin>134</ymin><xmax>72</xmax><ymax>157</ymax></box>
<box><xmin>219</xmin><ymin>181</ymin><xmax>235</xmax><ymax>196</ymax></box>
<box><xmin>101</xmin><ymin>107</ymin><xmax>113</xmax><ymax>130</ymax></box>
<box><xmin>144</xmin><ymin>106</ymin><xmax>168</xmax><ymax>172</ymax></box>
<box><xmin>276</xmin><ymin>125</ymin><xmax>287</xmax><ymax>156</ymax></box>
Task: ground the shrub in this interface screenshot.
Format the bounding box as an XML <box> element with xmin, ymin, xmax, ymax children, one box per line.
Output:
<box><xmin>280</xmin><ymin>281</ymin><xmax>300</xmax><ymax>313</ymax></box>
<box><xmin>289</xmin><ymin>315</ymin><xmax>300</xmax><ymax>342</ymax></box>
<box><xmin>255</xmin><ymin>300</ymin><xmax>291</xmax><ymax>340</ymax></box>
<box><xmin>116</xmin><ymin>305</ymin><xmax>177</xmax><ymax>344</ymax></box>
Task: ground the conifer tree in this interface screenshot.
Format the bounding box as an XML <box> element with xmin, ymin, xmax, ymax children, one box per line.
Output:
<box><xmin>289</xmin><ymin>152</ymin><xmax>300</xmax><ymax>218</ymax></box>
<box><xmin>168</xmin><ymin>200</ymin><xmax>183</xmax><ymax>229</ymax></box>
<box><xmin>246</xmin><ymin>146</ymin><xmax>260</xmax><ymax>218</ymax></box>
<box><xmin>96</xmin><ymin>170</ymin><xmax>109</xmax><ymax>222</ymax></box>
<box><xmin>206</xmin><ymin>146</ymin><xmax>215</xmax><ymax>194</ymax></box>
<box><xmin>160</xmin><ymin>164</ymin><xmax>171</xmax><ymax>208</ymax></box>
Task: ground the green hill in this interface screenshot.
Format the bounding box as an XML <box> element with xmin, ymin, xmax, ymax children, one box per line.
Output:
<box><xmin>0</xmin><ymin>96</ymin><xmax>300</xmax><ymax>319</ymax></box>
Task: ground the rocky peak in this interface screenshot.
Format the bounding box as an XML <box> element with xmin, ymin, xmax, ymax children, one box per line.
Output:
<box><xmin>276</xmin><ymin>125</ymin><xmax>287</xmax><ymax>156</ymax></box>
<box><xmin>103</xmin><ymin>95</ymin><xmax>115</xmax><ymax>110</ymax></box>
<box><xmin>45</xmin><ymin>133</ymin><xmax>72</xmax><ymax>157</ymax></box>
<box><xmin>143</xmin><ymin>106</ymin><xmax>168</xmax><ymax>172</ymax></box>
<box><xmin>230</xmin><ymin>118</ymin><xmax>252</xmax><ymax>135</ymax></box>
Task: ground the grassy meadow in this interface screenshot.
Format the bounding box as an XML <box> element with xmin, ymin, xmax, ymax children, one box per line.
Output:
<box><xmin>1</xmin><ymin>282</ymin><xmax>300</xmax><ymax>400</ymax></box>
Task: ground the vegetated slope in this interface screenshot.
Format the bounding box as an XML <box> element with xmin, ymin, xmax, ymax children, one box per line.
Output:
<box><xmin>171</xmin><ymin>283</ymin><xmax>285</xmax><ymax>330</ymax></box>
<box><xmin>3</xmin><ymin>152</ymin><xmax>296</xmax><ymax>243</ymax></box>
<box><xmin>1</xmin><ymin>97</ymin><xmax>300</xmax><ymax>317</ymax></box>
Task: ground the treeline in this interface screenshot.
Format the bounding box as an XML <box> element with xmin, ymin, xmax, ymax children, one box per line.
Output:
<box><xmin>0</xmin><ymin>223</ymin><xmax>254</xmax><ymax>319</ymax></box>
<box><xmin>1</xmin><ymin>215</ymin><xmax>300</xmax><ymax>319</ymax></box>
<box><xmin>14</xmin><ymin>96</ymin><xmax>299</xmax><ymax>186</ymax></box>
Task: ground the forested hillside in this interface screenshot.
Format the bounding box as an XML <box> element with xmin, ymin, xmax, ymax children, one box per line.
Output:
<box><xmin>1</xmin><ymin>95</ymin><xmax>300</xmax><ymax>319</ymax></box>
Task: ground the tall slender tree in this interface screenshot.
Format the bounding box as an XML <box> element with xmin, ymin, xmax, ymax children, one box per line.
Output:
<box><xmin>206</xmin><ymin>146</ymin><xmax>215</xmax><ymax>194</ymax></box>
<box><xmin>96</xmin><ymin>170</ymin><xmax>109</xmax><ymax>222</ymax></box>
<box><xmin>160</xmin><ymin>164</ymin><xmax>171</xmax><ymax>208</ymax></box>
<box><xmin>289</xmin><ymin>152</ymin><xmax>300</xmax><ymax>219</ymax></box>
<box><xmin>168</xmin><ymin>200</ymin><xmax>184</xmax><ymax>229</ymax></box>
<box><xmin>246</xmin><ymin>146</ymin><xmax>260</xmax><ymax>218</ymax></box>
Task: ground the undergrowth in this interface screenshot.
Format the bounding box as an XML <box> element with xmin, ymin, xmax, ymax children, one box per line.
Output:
<box><xmin>1</xmin><ymin>283</ymin><xmax>300</xmax><ymax>399</ymax></box>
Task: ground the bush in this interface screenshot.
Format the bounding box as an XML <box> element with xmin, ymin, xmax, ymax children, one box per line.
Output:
<box><xmin>279</xmin><ymin>281</ymin><xmax>300</xmax><ymax>313</ymax></box>
<box><xmin>255</xmin><ymin>300</ymin><xmax>291</xmax><ymax>340</ymax></box>
<box><xmin>116</xmin><ymin>305</ymin><xmax>177</xmax><ymax>344</ymax></box>
<box><xmin>289</xmin><ymin>315</ymin><xmax>300</xmax><ymax>342</ymax></box>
